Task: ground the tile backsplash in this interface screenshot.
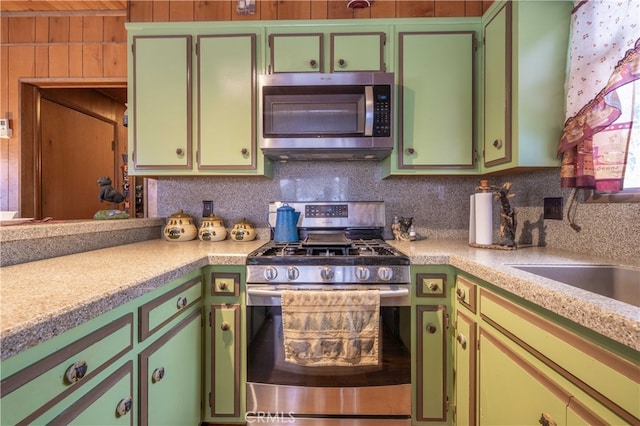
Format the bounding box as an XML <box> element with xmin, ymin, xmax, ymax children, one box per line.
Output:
<box><xmin>156</xmin><ymin>163</ymin><xmax>639</xmax><ymax>263</ymax></box>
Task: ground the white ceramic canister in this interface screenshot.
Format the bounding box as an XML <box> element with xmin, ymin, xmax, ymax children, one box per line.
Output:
<box><xmin>230</xmin><ymin>218</ymin><xmax>256</xmax><ymax>242</ymax></box>
<box><xmin>163</xmin><ymin>210</ymin><xmax>197</xmax><ymax>242</ymax></box>
<box><xmin>198</xmin><ymin>214</ymin><xmax>227</xmax><ymax>242</ymax></box>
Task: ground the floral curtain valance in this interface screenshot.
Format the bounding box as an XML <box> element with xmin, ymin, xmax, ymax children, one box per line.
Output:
<box><xmin>558</xmin><ymin>0</ymin><xmax>640</xmax><ymax>191</ymax></box>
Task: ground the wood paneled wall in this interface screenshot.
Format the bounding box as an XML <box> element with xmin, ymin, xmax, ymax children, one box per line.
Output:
<box><xmin>1</xmin><ymin>0</ymin><xmax>493</xmax><ymax>212</ymax></box>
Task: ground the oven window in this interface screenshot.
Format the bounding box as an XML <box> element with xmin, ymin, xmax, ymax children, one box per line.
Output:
<box><xmin>247</xmin><ymin>306</ymin><xmax>411</xmax><ymax>387</ymax></box>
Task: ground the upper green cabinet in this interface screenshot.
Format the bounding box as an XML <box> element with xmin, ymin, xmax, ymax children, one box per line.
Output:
<box><xmin>481</xmin><ymin>1</ymin><xmax>572</xmax><ymax>172</ymax></box>
<box><xmin>267</xmin><ymin>25</ymin><xmax>388</xmax><ymax>73</ymax></box>
<box><xmin>197</xmin><ymin>34</ymin><xmax>258</xmax><ymax>171</ymax></box>
<box><xmin>126</xmin><ymin>23</ymin><xmax>272</xmax><ymax>177</ymax></box>
<box><xmin>131</xmin><ymin>35</ymin><xmax>192</xmax><ymax>171</ymax></box>
<box><xmin>394</xmin><ymin>30</ymin><xmax>476</xmax><ymax>174</ymax></box>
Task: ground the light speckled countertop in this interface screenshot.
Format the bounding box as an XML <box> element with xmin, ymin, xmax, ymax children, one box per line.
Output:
<box><xmin>1</xmin><ymin>238</ymin><xmax>638</xmax><ymax>360</ymax></box>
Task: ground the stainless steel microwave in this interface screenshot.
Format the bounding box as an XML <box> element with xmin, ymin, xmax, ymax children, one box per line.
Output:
<box><xmin>259</xmin><ymin>72</ymin><xmax>394</xmax><ymax>161</ymax></box>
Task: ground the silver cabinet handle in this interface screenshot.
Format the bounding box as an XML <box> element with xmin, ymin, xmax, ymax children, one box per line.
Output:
<box><xmin>152</xmin><ymin>367</ymin><xmax>165</xmax><ymax>383</ymax></box>
<box><xmin>116</xmin><ymin>396</ymin><xmax>133</xmax><ymax>417</ymax></box>
<box><xmin>65</xmin><ymin>361</ymin><xmax>88</xmax><ymax>384</ymax></box>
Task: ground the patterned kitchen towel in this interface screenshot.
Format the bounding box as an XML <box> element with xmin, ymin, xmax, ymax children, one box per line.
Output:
<box><xmin>281</xmin><ymin>289</ymin><xmax>380</xmax><ymax>367</ymax></box>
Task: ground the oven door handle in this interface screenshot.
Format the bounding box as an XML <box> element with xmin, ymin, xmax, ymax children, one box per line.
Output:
<box><xmin>246</xmin><ymin>287</ymin><xmax>410</xmax><ymax>298</ymax></box>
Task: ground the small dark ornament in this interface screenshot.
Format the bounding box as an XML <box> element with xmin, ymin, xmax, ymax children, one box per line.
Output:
<box><xmin>392</xmin><ymin>216</ymin><xmax>413</xmax><ymax>241</ymax></box>
<box><xmin>97</xmin><ymin>176</ymin><xmax>125</xmax><ymax>203</ymax></box>
<box><xmin>495</xmin><ymin>182</ymin><xmax>517</xmax><ymax>248</ymax></box>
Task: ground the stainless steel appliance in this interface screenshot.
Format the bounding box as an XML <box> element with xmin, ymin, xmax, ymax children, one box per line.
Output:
<box><xmin>246</xmin><ymin>201</ymin><xmax>411</xmax><ymax>424</ymax></box>
<box><xmin>259</xmin><ymin>72</ymin><xmax>394</xmax><ymax>161</ymax></box>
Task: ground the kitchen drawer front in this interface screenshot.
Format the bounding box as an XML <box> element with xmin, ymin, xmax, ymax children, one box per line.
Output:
<box><xmin>44</xmin><ymin>361</ymin><xmax>134</xmax><ymax>426</ymax></box>
<box><xmin>479</xmin><ymin>289</ymin><xmax>640</xmax><ymax>424</ymax></box>
<box><xmin>139</xmin><ymin>275</ymin><xmax>203</xmax><ymax>342</ymax></box>
<box><xmin>455</xmin><ymin>275</ymin><xmax>477</xmax><ymax>313</ymax></box>
<box><xmin>416</xmin><ymin>272</ymin><xmax>447</xmax><ymax>298</ymax></box>
<box><xmin>210</xmin><ymin>271</ymin><xmax>240</xmax><ymax>297</ymax></box>
<box><xmin>0</xmin><ymin>314</ymin><xmax>133</xmax><ymax>426</ymax></box>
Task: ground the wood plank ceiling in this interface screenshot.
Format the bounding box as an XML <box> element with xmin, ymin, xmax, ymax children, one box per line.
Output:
<box><xmin>0</xmin><ymin>1</ymin><xmax>127</xmax><ymax>13</ymax></box>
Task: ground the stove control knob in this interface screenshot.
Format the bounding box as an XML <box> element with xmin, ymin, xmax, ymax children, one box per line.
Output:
<box><xmin>264</xmin><ymin>266</ymin><xmax>278</xmax><ymax>281</ymax></box>
<box><xmin>320</xmin><ymin>266</ymin><xmax>334</xmax><ymax>281</ymax></box>
<box><xmin>377</xmin><ymin>267</ymin><xmax>393</xmax><ymax>281</ymax></box>
<box><xmin>287</xmin><ymin>266</ymin><xmax>299</xmax><ymax>281</ymax></box>
<box><xmin>356</xmin><ymin>266</ymin><xmax>370</xmax><ymax>281</ymax></box>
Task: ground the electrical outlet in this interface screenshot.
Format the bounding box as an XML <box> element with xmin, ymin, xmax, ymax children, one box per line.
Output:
<box><xmin>543</xmin><ymin>197</ymin><xmax>563</xmax><ymax>220</ymax></box>
<box><xmin>202</xmin><ymin>200</ymin><xmax>213</xmax><ymax>217</ymax></box>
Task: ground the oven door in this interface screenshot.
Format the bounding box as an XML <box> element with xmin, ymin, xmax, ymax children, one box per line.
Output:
<box><xmin>246</xmin><ymin>286</ymin><xmax>412</xmax><ymax>419</ymax></box>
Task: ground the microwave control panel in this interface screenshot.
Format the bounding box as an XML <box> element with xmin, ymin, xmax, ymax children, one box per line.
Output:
<box><xmin>373</xmin><ymin>86</ymin><xmax>392</xmax><ymax>137</ymax></box>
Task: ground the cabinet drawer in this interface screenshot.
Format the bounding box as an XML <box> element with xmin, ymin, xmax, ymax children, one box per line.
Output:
<box><xmin>416</xmin><ymin>273</ymin><xmax>447</xmax><ymax>298</ymax></box>
<box><xmin>0</xmin><ymin>314</ymin><xmax>133</xmax><ymax>426</ymax></box>
<box><xmin>47</xmin><ymin>361</ymin><xmax>134</xmax><ymax>426</ymax></box>
<box><xmin>210</xmin><ymin>271</ymin><xmax>240</xmax><ymax>297</ymax></box>
<box><xmin>139</xmin><ymin>276</ymin><xmax>203</xmax><ymax>341</ymax></box>
<box><xmin>455</xmin><ymin>275</ymin><xmax>477</xmax><ymax>313</ymax></box>
<box><xmin>480</xmin><ymin>289</ymin><xmax>640</xmax><ymax>423</ymax></box>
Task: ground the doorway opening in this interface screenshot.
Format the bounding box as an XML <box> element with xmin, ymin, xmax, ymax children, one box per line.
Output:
<box><xmin>20</xmin><ymin>81</ymin><xmax>129</xmax><ymax>220</ymax></box>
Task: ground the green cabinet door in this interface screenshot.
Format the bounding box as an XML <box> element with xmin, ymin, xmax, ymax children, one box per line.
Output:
<box><xmin>131</xmin><ymin>35</ymin><xmax>192</xmax><ymax>170</ymax></box>
<box><xmin>269</xmin><ymin>33</ymin><xmax>323</xmax><ymax>73</ymax></box>
<box><xmin>396</xmin><ymin>31</ymin><xmax>476</xmax><ymax>172</ymax></box>
<box><xmin>330</xmin><ymin>32</ymin><xmax>386</xmax><ymax>72</ymax></box>
<box><xmin>197</xmin><ymin>34</ymin><xmax>257</xmax><ymax>170</ymax></box>
<box><xmin>209</xmin><ymin>303</ymin><xmax>242</xmax><ymax>419</ymax></box>
<box><xmin>415</xmin><ymin>305</ymin><xmax>448</xmax><ymax>423</ymax></box>
<box><xmin>478</xmin><ymin>329</ymin><xmax>569</xmax><ymax>426</ymax></box>
<box><xmin>483</xmin><ymin>2</ymin><xmax>511</xmax><ymax>167</ymax></box>
<box><xmin>139</xmin><ymin>309</ymin><xmax>202</xmax><ymax>426</ymax></box>
<box><xmin>454</xmin><ymin>310</ymin><xmax>477</xmax><ymax>426</ymax></box>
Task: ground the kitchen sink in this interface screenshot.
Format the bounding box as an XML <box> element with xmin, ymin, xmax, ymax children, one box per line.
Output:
<box><xmin>509</xmin><ymin>264</ymin><xmax>640</xmax><ymax>307</ymax></box>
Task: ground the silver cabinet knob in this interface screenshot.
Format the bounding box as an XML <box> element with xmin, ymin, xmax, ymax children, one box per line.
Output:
<box><xmin>337</xmin><ymin>58</ymin><xmax>346</xmax><ymax>68</ymax></box>
<box><xmin>176</xmin><ymin>297</ymin><xmax>187</xmax><ymax>309</ymax></box>
<box><xmin>220</xmin><ymin>321</ymin><xmax>230</xmax><ymax>331</ymax></box>
<box><xmin>425</xmin><ymin>324</ymin><xmax>437</xmax><ymax>334</ymax></box>
<box><xmin>456</xmin><ymin>287</ymin><xmax>466</xmax><ymax>299</ymax></box>
<box><xmin>493</xmin><ymin>139</ymin><xmax>503</xmax><ymax>149</ymax></box>
<box><xmin>176</xmin><ymin>148</ymin><xmax>184</xmax><ymax>156</ymax></box>
<box><xmin>65</xmin><ymin>361</ymin><xmax>88</xmax><ymax>384</ymax></box>
<box><xmin>152</xmin><ymin>367</ymin><xmax>165</xmax><ymax>383</ymax></box>
<box><xmin>428</xmin><ymin>281</ymin><xmax>439</xmax><ymax>292</ymax></box>
<box><xmin>116</xmin><ymin>396</ymin><xmax>133</xmax><ymax>417</ymax></box>
<box><xmin>309</xmin><ymin>59</ymin><xmax>318</xmax><ymax>68</ymax></box>
<box><xmin>456</xmin><ymin>333</ymin><xmax>467</xmax><ymax>348</ymax></box>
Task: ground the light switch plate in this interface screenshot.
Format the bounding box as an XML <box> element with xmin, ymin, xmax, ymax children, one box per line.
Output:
<box><xmin>543</xmin><ymin>197</ymin><xmax>563</xmax><ymax>220</ymax></box>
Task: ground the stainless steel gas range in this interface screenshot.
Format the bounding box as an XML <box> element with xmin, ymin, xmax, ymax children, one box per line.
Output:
<box><xmin>245</xmin><ymin>201</ymin><xmax>412</xmax><ymax>425</ymax></box>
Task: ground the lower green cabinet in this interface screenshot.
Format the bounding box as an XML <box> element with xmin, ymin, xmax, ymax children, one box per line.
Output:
<box><xmin>478</xmin><ymin>328</ymin><xmax>569</xmax><ymax>425</ymax></box>
<box><xmin>49</xmin><ymin>361</ymin><xmax>134</xmax><ymax>426</ymax></box>
<box><xmin>203</xmin><ymin>266</ymin><xmax>245</xmax><ymax>423</ymax></box>
<box><xmin>454</xmin><ymin>272</ymin><xmax>639</xmax><ymax>425</ymax></box>
<box><xmin>139</xmin><ymin>309</ymin><xmax>202</xmax><ymax>426</ymax></box>
<box><xmin>0</xmin><ymin>270</ymin><xmax>204</xmax><ymax>426</ymax></box>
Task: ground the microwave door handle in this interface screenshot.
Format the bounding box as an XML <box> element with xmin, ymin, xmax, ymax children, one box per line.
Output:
<box><xmin>364</xmin><ymin>86</ymin><xmax>374</xmax><ymax>136</ymax></box>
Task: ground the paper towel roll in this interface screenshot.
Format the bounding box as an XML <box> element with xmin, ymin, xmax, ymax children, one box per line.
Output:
<box><xmin>474</xmin><ymin>192</ymin><xmax>493</xmax><ymax>245</ymax></box>
<box><xmin>469</xmin><ymin>194</ymin><xmax>476</xmax><ymax>244</ymax></box>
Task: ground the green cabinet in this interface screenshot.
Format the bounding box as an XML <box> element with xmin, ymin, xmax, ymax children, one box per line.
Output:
<box><xmin>203</xmin><ymin>266</ymin><xmax>245</xmax><ymax>423</ymax></box>
<box><xmin>0</xmin><ymin>270</ymin><xmax>204</xmax><ymax>426</ymax></box>
<box><xmin>126</xmin><ymin>23</ymin><xmax>272</xmax><ymax>177</ymax></box>
<box><xmin>197</xmin><ymin>34</ymin><xmax>259</xmax><ymax>171</ymax></box>
<box><xmin>139</xmin><ymin>309</ymin><xmax>202</xmax><ymax>426</ymax></box>
<box><xmin>412</xmin><ymin>266</ymin><xmax>453</xmax><ymax>424</ymax></box>
<box><xmin>387</xmin><ymin>29</ymin><xmax>477</xmax><ymax>175</ymax></box>
<box><xmin>267</xmin><ymin>26</ymin><xmax>387</xmax><ymax>73</ymax></box>
<box><xmin>131</xmin><ymin>35</ymin><xmax>192</xmax><ymax>170</ymax></box>
<box><xmin>453</xmin><ymin>272</ymin><xmax>639</xmax><ymax>425</ymax></box>
<box><xmin>481</xmin><ymin>0</ymin><xmax>572</xmax><ymax>172</ymax></box>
